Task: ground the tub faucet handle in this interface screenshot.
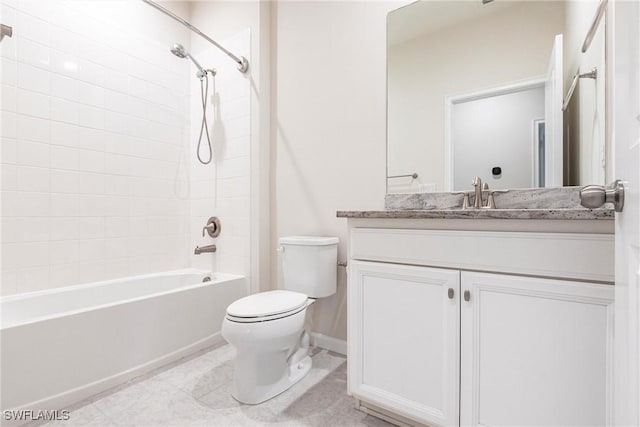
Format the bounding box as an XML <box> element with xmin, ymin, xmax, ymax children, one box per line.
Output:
<box><xmin>202</xmin><ymin>217</ymin><xmax>221</xmax><ymax>238</ymax></box>
<box><xmin>202</xmin><ymin>224</ymin><xmax>215</xmax><ymax>237</ymax></box>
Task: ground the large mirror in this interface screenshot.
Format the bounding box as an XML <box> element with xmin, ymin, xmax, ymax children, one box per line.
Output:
<box><xmin>387</xmin><ymin>0</ymin><xmax>608</xmax><ymax>194</ymax></box>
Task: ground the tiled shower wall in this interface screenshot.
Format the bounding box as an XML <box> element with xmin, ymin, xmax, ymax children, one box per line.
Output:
<box><xmin>0</xmin><ymin>0</ymin><xmax>192</xmax><ymax>295</ymax></box>
<box><xmin>188</xmin><ymin>29</ymin><xmax>251</xmax><ymax>280</ymax></box>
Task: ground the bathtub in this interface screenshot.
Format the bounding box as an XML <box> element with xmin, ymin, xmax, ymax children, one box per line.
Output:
<box><xmin>0</xmin><ymin>269</ymin><xmax>246</xmax><ymax>420</ymax></box>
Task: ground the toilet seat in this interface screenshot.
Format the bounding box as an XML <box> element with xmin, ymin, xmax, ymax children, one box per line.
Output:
<box><xmin>226</xmin><ymin>290</ymin><xmax>308</xmax><ymax>323</ymax></box>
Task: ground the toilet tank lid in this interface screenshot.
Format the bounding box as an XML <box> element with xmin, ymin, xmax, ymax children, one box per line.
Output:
<box><xmin>279</xmin><ymin>236</ymin><xmax>338</xmax><ymax>246</ymax></box>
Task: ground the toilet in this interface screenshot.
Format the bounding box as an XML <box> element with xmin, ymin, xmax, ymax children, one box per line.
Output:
<box><xmin>221</xmin><ymin>236</ymin><xmax>338</xmax><ymax>404</ymax></box>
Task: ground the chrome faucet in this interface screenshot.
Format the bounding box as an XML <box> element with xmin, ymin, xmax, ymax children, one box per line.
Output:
<box><xmin>457</xmin><ymin>177</ymin><xmax>498</xmax><ymax>209</ymax></box>
<box><xmin>472</xmin><ymin>177</ymin><xmax>484</xmax><ymax>208</ymax></box>
<box><xmin>194</xmin><ymin>244</ymin><xmax>216</xmax><ymax>255</ymax></box>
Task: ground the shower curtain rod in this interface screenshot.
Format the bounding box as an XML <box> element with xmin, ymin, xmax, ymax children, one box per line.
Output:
<box><xmin>141</xmin><ymin>0</ymin><xmax>249</xmax><ymax>73</ymax></box>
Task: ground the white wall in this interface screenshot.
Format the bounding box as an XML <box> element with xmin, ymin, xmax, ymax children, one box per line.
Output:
<box><xmin>452</xmin><ymin>86</ymin><xmax>545</xmax><ymax>190</ymax></box>
<box><xmin>0</xmin><ymin>0</ymin><xmax>192</xmax><ymax>295</ymax></box>
<box><xmin>387</xmin><ymin>1</ymin><xmax>565</xmax><ymax>193</ymax></box>
<box><xmin>272</xmin><ymin>1</ymin><xmax>398</xmax><ymax>340</ymax></box>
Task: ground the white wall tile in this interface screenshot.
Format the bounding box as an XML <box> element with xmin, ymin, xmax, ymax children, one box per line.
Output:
<box><xmin>51</xmin><ymin>73</ymin><xmax>80</xmax><ymax>102</ymax></box>
<box><xmin>16</xmin><ymin>88</ymin><xmax>50</xmax><ymax>118</ymax></box>
<box><xmin>50</xmin><ymin>169</ymin><xmax>78</xmax><ymax>194</ymax></box>
<box><xmin>17</xmin><ymin>62</ymin><xmax>51</xmax><ymax>94</ymax></box>
<box><xmin>17</xmin><ymin>38</ymin><xmax>50</xmax><ymax>70</ymax></box>
<box><xmin>16</xmin><ymin>10</ymin><xmax>50</xmax><ymax>46</ymax></box>
<box><xmin>1</xmin><ymin>164</ymin><xmax>49</xmax><ymax>192</ymax></box>
<box><xmin>17</xmin><ymin>114</ymin><xmax>49</xmax><ymax>143</ymax></box>
<box><xmin>1</xmin><ymin>137</ymin><xmax>18</xmax><ymax>164</ymax></box>
<box><xmin>1</xmin><ymin>216</ymin><xmax>50</xmax><ymax>242</ymax></box>
<box><xmin>51</xmin><ymin>145</ymin><xmax>78</xmax><ymax>170</ymax></box>
<box><xmin>1</xmin><ymin>191</ymin><xmax>50</xmax><ymax>217</ymax></box>
<box><xmin>0</xmin><ymin>2</ymin><xmax>253</xmax><ymax>296</ymax></box>
<box><xmin>50</xmin><ymin>97</ymin><xmax>79</xmax><ymax>124</ymax></box>
<box><xmin>0</xmin><ymin>28</ymin><xmax>17</xmax><ymax>61</ymax></box>
<box><xmin>49</xmin><ymin>240</ymin><xmax>79</xmax><ymax>265</ymax></box>
<box><xmin>2</xmin><ymin>241</ymin><xmax>50</xmax><ymax>270</ymax></box>
<box><xmin>16</xmin><ymin>266</ymin><xmax>50</xmax><ymax>293</ymax></box>
<box><xmin>1</xmin><ymin>84</ymin><xmax>17</xmax><ymax>111</ymax></box>
<box><xmin>77</xmin><ymin>104</ymin><xmax>104</xmax><ymax>129</ymax></box>
<box><xmin>77</xmin><ymin>150</ymin><xmax>104</xmax><ymax>173</ymax></box>
<box><xmin>77</xmin><ymin>81</ymin><xmax>104</xmax><ymax>108</ymax></box>
<box><xmin>0</xmin><ymin>111</ymin><xmax>17</xmax><ymax>138</ymax></box>
<box><xmin>77</xmin><ymin>127</ymin><xmax>105</xmax><ymax>152</ymax></box>
<box><xmin>16</xmin><ymin>140</ymin><xmax>50</xmax><ymax>168</ymax></box>
<box><xmin>50</xmin><ymin>26</ymin><xmax>79</xmax><ymax>55</ymax></box>
<box><xmin>50</xmin><ymin>193</ymin><xmax>78</xmax><ymax>217</ymax></box>
<box><xmin>78</xmin><ymin>217</ymin><xmax>105</xmax><ymax>239</ymax></box>
<box><xmin>15</xmin><ymin>0</ymin><xmax>52</xmax><ymax>21</ymax></box>
<box><xmin>50</xmin><ymin>217</ymin><xmax>79</xmax><ymax>241</ymax></box>
<box><xmin>78</xmin><ymin>239</ymin><xmax>105</xmax><ymax>262</ymax></box>
<box><xmin>1</xmin><ymin>58</ymin><xmax>18</xmax><ymax>86</ymax></box>
<box><xmin>50</xmin><ymin>263</ymin><xmax>79</xmax><ymax>287</ymax></box>
<box><xmin>50</xmin><ymin>121</ymin><xmax>78</xmax><ymax>147</ymax></box>
<box><xmin>49</xmin><ymin>49</ymin><xmax>79</xmax><ymax>78</ymax></box>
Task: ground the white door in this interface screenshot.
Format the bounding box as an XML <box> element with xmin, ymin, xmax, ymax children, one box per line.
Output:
<box><xmin>545</xmin><ymin>34</ymin><xmax>563</xmax><ymax>187</ymax></box>
<box><xmin>348</xmin><ymin>261</ymin><xmax>460</xmax><ymax>427</ymax></box>
<box><xmin>460</xmin><ymin>271</ymin><xmax>614</xmax><ymax>426</ymax></box>
<box><xmin>612</xmin><ymin>0</ymin><xmax>640</xmax><ymax>425</ymax></box>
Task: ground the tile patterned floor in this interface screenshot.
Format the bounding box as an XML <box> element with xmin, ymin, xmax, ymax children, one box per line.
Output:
<box><xmin>38</xmin><ymin>343</ymin><xmax>393</xmax><ymax>427</ymax></box>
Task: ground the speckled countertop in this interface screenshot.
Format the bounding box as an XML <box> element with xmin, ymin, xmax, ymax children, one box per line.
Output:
<box><xmin>338</xmin><ymin>187</ymin><xmax>615</xmax><ymax>220</ymax></box>
<box><xmin>336</xmin><ymin>208</ymin><xmax>614</xmax><ymax>220</ymax></box>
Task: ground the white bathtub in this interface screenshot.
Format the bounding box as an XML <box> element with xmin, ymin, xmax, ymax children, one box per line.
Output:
<box><xmin>0</xmin><ymin>269</ymin><xmax>245</xmax><ymax>419</ymax></box>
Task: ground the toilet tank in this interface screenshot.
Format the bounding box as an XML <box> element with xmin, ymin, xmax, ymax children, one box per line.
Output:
<box><xmin>279</xmin><ymin>236</ymin><xmax>338</xmax><ymax>298</ymax></box>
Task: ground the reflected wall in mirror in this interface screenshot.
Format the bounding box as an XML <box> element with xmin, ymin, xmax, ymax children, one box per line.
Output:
<box><xmin>387</xmin><ymin>0</ymin><xmax>608</xmax><ymax>194</ymax></box>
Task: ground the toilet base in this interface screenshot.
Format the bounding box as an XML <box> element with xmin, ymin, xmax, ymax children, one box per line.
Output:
<box><xmin>232</xmin><ymin>354</ymin><xmax>312</xmax><ymax>405</ymax></box>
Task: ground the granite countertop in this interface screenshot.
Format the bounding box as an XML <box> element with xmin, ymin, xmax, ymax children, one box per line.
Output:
<box><xmin>336</xmin><ymin>208</ymin><xmax>614</xmax><ymax>220</ymax></box>
<box><xmin>338</xmin><ymin>187</ymin><xmax>615</xmax><ymax>220</ymax></box>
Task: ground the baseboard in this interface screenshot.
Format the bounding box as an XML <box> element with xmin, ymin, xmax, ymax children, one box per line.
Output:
<box><xmin>3</xmin><ymin>333</ymin><xmax>224</xmax><ymax>427</ymax></box>
<box><xmin>311</xmin><ymin>332</ymin><xmax>347</xmax><ymax>356</ymax></box>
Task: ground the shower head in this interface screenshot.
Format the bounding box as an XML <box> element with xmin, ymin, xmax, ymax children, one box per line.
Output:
<box><xmin>171</xmin><ymin>43</ymin><xmax>188</xmax><ymax>58</ymax></box>
<box><xmin>170</xmin><ymin>43</ymin><xmax>207</xmax><ymax>79</ymax></box>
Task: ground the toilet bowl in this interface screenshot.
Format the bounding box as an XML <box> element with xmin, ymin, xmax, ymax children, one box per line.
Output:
<box><xmin>221</xmin><ymin>236</ymin><xmax>338</xmax><ymax>404</ymax></box>
<box><xmin>222</xmin><ymin>291</ymin><xmax>314</xmax><ymax>404</ymax></box>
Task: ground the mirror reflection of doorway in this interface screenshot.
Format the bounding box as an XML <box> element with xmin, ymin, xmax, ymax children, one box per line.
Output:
<box><xmin>448</xmin><ymin>83</ymin><xmax>545</xmax><ymax>190</ymax></box>
<box><xmin>534</xmin><ymin>119</ymin><xmax>546</xmax><ymax>187</ymax></box>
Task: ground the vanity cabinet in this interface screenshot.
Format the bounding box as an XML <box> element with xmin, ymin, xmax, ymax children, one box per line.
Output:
<box><xmin>347</xmin><ymin>227</ymin><xmax>614</xmax><ymax>427</ymax></box>
<box><xmin>349</xmin><ymin>261</ymin><xmax>460</xmax><ymax>426</ymax></box>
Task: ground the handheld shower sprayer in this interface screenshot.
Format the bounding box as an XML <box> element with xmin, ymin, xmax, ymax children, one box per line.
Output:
<box><xmin>170</xmin><ymin>43</ymin><xmax>213</xmax><ymax>80</ymax></box>
<box><xmin>170</xmin><ymin>43</ymin><xmax>215</xmax><ymax>164</ymax></box>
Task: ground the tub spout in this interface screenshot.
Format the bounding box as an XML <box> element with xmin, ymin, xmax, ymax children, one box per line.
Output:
<box><xmin>194</xmin><ymin>244</ymin><xmax>217</xmax><ymax>255</ymax></box>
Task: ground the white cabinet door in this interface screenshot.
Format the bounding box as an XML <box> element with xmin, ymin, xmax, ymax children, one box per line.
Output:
<box><xmin>348</xmin><ymin>261</ymin><xmax>460</xmax><ymax>426</ymax></box>
<box><xmin>460</xmin><ymin>272</ymin><xmax>614</xmax><ymax>426</ymax></box>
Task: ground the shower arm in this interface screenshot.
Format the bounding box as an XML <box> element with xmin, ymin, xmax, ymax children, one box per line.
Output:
<box><xmin>141</xmin><ymin>0</ymin><xmax>249</xmax><ymax>73</ymax></box>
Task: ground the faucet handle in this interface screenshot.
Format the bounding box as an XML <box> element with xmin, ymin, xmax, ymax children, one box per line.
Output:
<box><xmin>202</xmin><ymin>224</ymin><xmax>215</xmax><ymax>237</ymax></box>
<box><xmin>486</xmin><ymin>191</ymin><xmax>496</xmax><ymax>209</ymax></box>
<box><xmin>484</xmin><ymin>189</ymin><xmax>508</xmax><ymax>209</ymax></box>
<box><xmin>472</xmin><ymin>176</ymin><xmax>482</xmax><ymax>187</ymax></box>
<box><xmin>202</xmin><ymin>217</ymin><xmax>221</xmax><ymax>238</ymax></box>
<box><xmin>452</xmin><ymin>191</ymin><xmax>471</xmax><ymax>209</ymax></box>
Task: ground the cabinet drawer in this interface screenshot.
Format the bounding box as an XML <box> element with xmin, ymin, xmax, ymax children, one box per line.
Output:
<box><xmin>350</xmin><ymin>228</ymin><xmax>614</xmax><ymax>282</ymax></box>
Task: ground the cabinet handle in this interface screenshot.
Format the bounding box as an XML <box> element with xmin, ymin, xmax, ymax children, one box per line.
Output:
<box><xmin>448</xmin><ymin>288</ymin><xmax>454</xmax><ymax>299</ymax></box>
<box><xmin>464</xmin><ymin>290</ymin><xmax>471</xmax><ymax>302</ymax></box>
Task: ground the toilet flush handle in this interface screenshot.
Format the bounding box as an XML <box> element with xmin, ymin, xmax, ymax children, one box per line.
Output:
<box><xmin>276</xmin><ymin>246</ymin><xmax>284</xmax><ymax>253</ymax></box>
